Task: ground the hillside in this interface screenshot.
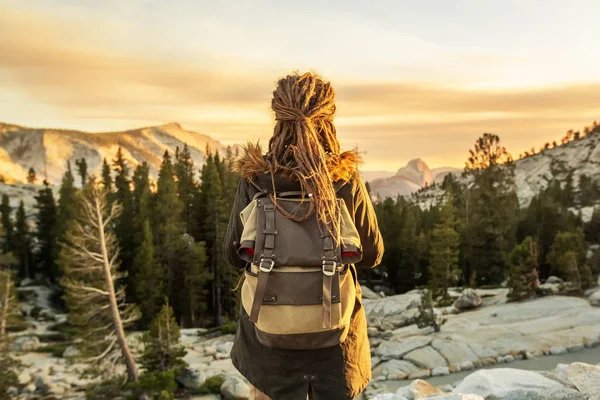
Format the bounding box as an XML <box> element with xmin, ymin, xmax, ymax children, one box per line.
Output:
<box><xmin>0</xmin><ymin>122</ymin><xmax>225</xmax><ymax>185</ymax></box>
<box><xmin>410</xmin><ymin>130</ymin><xmax>600</xmax><ymax>213</ymax></box>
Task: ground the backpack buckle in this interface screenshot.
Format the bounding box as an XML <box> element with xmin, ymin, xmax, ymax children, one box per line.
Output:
<box><xmin>259</xmin><ymin>258</ymin><xmax>275</xmax><ymax>273</ymax></box>
<box><xmin>322</xmin><ymin>260</ymin><xmax>337</xmax><ymax>276</ymax></box>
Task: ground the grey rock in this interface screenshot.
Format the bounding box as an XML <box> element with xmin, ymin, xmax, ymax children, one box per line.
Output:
<box><xmin>375</xmin><ymin>335</ymin><xmax>433</xmax><ymax>360</ymax></box>
<box><xmin>550</xmin><ymin>346</ymin><xmax>568</xmax><ymax>355</ymax></box>
<box><xmin>590</xmin><ymin>291</ymin><xmax>600</xmax><ymax>307</ymax></box>
<box><xmin>375</xmin><ymin>360</ymin><xmax>420</xmax><ymax>380</ymax></box>
<box><xmin>432</xmin><ymin>340</ymin><xmax>480</xmax><ymax>365</ymax></box>
<box><xmin>371</xmin><ymin>395</ymin><xmax>409</xmax><ymax>400</ymax></box>
<box><xmin>404</xmin><ymin>346</ymin><xmax>447</xmax><ymax>369</ymax></box>
<box><xmin>395</xmin><ymin>379</ymin><xmax>444</xmax><ymax>399</ymax></box>
<box><xmin>534</xmin><ymin>370</ymin><xmax>578</xmax><ymax>390</ymax></box>
<box><xmin>217</xmin><ymin>341</ymin><xmax>234</xmax><ymax>354</ymax></box>
<box><xmin>545</xmin><ymin>276</ymin><xmax>564</xmax><ymax>284</ymax></box>
<box><xmin>496</xmin><ymin>356</ymin><xmax>505</xmax><ymax>364</ymax></box>
<box><xmin>424</xmin><ymin>395</ymin><xmax>485</xmax><ymax>400</ymax></box>
<box><xmin>10</xmin><ymin>335</ymin><xmax>40</xmax><ymax>352</ymax></box>
<box><xmin>362</xmin><ymin>286</ymin><xmax>384</xmax><ymax>300</ymax></box>
<box><xmin>432</xmin><ymin>367</ymin><xmax>450</xmax><ymax>377</ymax></box>
<box><xmin>563</xmin><ymin>362</ymin><xmax>600</xmax><ymax>400</ymax></box>
<box><xmin>460</xmin><ymin>361</ymin><xmax>475</xmax><ymax>371</ymax></box>
<box><xmin>408</xmin><ymin>369</ymin><xmax>431</xmax><ymax>380</ymax></box>
<box><xmin>453</xmin><ymin>289</ymin><xmax>482</xmax><ymax>310</ymax></box>
<box><xmin>18</xmin><ymin>370</ymin><xmax>32</xmax><ymax>385</ymax></box>
<box><xmin>535</xmin><ymin>387</ymin><xmax>589</xmax><ymax>400</ymax></box>
<box><xmin>176</xmin><ymin>368</ymin><xmax>223</xmax><ymax>390</ymax></box>
<box><xmin>504</xmin><ymin>354</ymin><xmax>515</xmax><ymax>363</ymax></box>
<box><xmin>62</xmin><ymin>345</ymin><xmax>81</xmax><ymax>358</ymax></box>
<box><xmin>221</xmin><ymin>375</ymin><xmax>250</xmax><ymax>400</ymax></box>
<box><xmin>452</xmin><ymin>368</ymin><xmax>563</xmax><ymax>398</ymax></box>
<box><xmin>370</xmin><ymin>395</ymin><xmax>409</xmax><ymax>400</ymax></box>
<box><xmin>437</xmin><ymin>384</ymin><xmax>455</xmax><ymax>392</ymax></box>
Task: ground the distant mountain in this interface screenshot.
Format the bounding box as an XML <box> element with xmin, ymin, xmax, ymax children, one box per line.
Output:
<box><xmin>0</xmin><ymin>122</ymin><xmax>225</xmax><ymax>185</ymax></box>
<box><xmin>368</xmin><ymin>158</ymin><xmax>461</xmax><ymax>199</ymax></box>
<box><xmin>359</xmin><ymin>170</ymin><xmax>395</xmax><ymax>183</ymax></box>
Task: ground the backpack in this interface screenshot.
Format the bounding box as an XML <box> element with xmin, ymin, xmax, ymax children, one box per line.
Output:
<box><xmin>236</xmin><ymin>181</ymin><xmax>363</xmax><ymax>350</ymax></box>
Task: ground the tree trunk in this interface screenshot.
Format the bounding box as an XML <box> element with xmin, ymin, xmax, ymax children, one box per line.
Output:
<box><xmin>95</xmin><ymin>197</ymin><xmax>139</xmax><ymax>383</ymax></box>
<box><xmin>0</xmin><ymin>267</ymin><xmax>10</xmax><ymax>340</ymax></box>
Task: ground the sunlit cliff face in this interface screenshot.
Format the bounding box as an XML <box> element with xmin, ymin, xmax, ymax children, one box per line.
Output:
<box><xmin>2</xmin><ymin>1</ymin><xmax>600</xmax><ymax>171</ymax></box>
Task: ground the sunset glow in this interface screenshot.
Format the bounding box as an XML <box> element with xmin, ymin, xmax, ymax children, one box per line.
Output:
<box><xmin>2</xmin><ymin>0</ymin><xmax>600</xmax><ymax>171</ymax></box>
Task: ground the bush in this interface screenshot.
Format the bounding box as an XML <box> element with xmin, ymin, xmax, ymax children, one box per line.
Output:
<box><xmin>196</xmin><ymin>375</ymin><xmax>225</xmax><ymax>394</ymax></box>
<box><xmin>86</xmin><ymin>377</ymin><xmax>127</xmax><ymax>400</ymax></box>
<box><xmin>219</xmin><ymin>322</ymin><xmax>237</xmax><ymax>335</ymax></box>
<box><xmin>128</xmin><ymin>370</ymin><xmax>178</xmax><ymax>400</ymax></box>
<box><xmin>35</xmin><ymin>343</ymin><xmax>69</xmax><ymax>358</ymax></box>
<box><xmin>47</xmin><ymin>321</ymin><xmax>77</xmax><ymax>340</ymax></box>
<box><xmin>30</xmin><ymin>306</ymin><xmax>42</xmax><ymax>318</ymax></box>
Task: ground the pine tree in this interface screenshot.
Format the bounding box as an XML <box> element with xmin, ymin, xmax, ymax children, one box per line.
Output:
<box><xmin>463</xmin><ymin>133</ymin><xmax>518</xmax><ymax>286</ymax></box>
<box><xmin>415</xmin><ymin>289</ymin><xmax>446</xmax><ymax>332</ymax></box>
<box><xmin>56</xmin><ymin>161</ymin><xmax>78</xmax><ymax>244</ymax></box>
<box><xmin>13</xmin><ymin>201</ymin><xmax>32</xmax><ymax>279</ymax></box>
<box><xmin>547</xmin><ymin>229</ymin><xmax>590</xmax><ymax>289</ymax></box>
<box><xmin>35</xmin><ymin>181</ymin><xmax>58</xmax><ymax>281</ymax></box>
<box><xmin>174</xmin><ymin>144</ymin><xmax>198</xmax><ymax>234</ymax></box>
<box><xmin>140</xmin><ymin>301</ymin><xmax>187</xmax><ymax>373</ymax></box>
<box><xmin>197</xmin><ymin>153</ymin><xmax>227</xmax><ymax>325</ymax></box>
<box><xmin>112</xmin><ymin>148</ymin><xmax>136</xmax><ymax>299</ymax></box>
<box><xmin>0</xmin><ymin>195</ymin><xmax>12</xmax><ymax>254</ymax></box>
<box><xmin>59</xmin><ymin>179</ymin><xmax>139</xmax><ymax>382</ymax></box>
<box><xmin>152</xmin><ymin>151</ymin><xmax>185</xmax><ymax>322</ymax></box>
<box><xmin>585</xmin><ymin>206</ymin><xmax>600</xmax><ymax>244</ymax></box>
<box><xmin>176</xmin><ymin>236</ymin><xmax>210</xmax><ymax>327</ymax></box>
<box><xmin>428</xmin><ymin>192</ymin><xmax>460</xmax><ymax>303</ymax></box>
<box><xmin>27</xmin><ymin>167</ymin><xmax>37</xmax><ymax>184</ymax></box>
<box><xmin>134</xmin><ymin>220</ymin><xmax>166</xmax><ymax>327</ymax></box>
<box><xmin>101</xmin><ymin>158</ymin><xmax>113</xmax><ymax>192</ymax></box>
<box><xmin>75</xmin><ymin>158</ymin><xmax>88</xmax><ymax>187</ymax></box>
<box><xmin>507</xmin><ymin>237</ymin><xmax>539</xmax><ymax>300</ymax></box>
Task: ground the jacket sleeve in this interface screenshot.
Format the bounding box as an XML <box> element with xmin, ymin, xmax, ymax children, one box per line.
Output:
<box><xmin>223</xmin><ymin>179</ymin><xmax>251</xmax><ymax>270</ymax></box>
<box><xmin>352</xmin><ymin>175</ymin><xmax>384</xmax><ymax>268</ymax></box>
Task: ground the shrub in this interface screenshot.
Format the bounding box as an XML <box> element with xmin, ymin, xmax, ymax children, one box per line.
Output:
<box><xmin>197</xmin><ymin>375</ymin><xmax>225</xmax><ymax>394</ymax></box>
<box><xmin>219</xmin><ymin>322</ymin><xmax>237</xmax><ymax>335</ymax></box>
<box><xmin>127</xmin><ymin>370</ymin><xmax>178</xmax><ymax>400</ymax></box>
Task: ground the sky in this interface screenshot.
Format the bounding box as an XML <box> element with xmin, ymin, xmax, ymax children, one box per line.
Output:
<box><xmin>1</xmin><ymin>0</ymin><xmax>600</xmax><ymax>171</ymax></box>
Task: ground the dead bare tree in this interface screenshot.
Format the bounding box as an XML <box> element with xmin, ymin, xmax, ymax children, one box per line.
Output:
<box><xmin>0</xmin><ymin>253</ymin><xmax>17</xmax><ymax>343</ymax></box>
<box><xmin>59</xmin><ymin>178</ymin><xmax>139</xmax><ymax>382</ymax></box>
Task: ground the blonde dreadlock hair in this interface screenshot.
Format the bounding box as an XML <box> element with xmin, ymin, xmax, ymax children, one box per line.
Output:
<box><xmin>267</xmin><ymin>72</ymin><xmax>347</xmax><ymax>242</ymax></box>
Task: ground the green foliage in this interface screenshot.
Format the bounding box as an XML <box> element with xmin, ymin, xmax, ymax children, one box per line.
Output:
<box><xmin>128</xmin><ymin>370</ymin><xmax>178</xmax><ymax>400</ymax></box>
<box><xmin>219</xmin><ymin>322</ymin><xmax>237</xmax><ymax>335</ymax></box>
<box><xmin>415</xmin><ymin>289</ymin><xmax>446</xmax><ymax>332</ymax></box>
<box><xmin>35</xmin><ymin>180</ymin><xmax>58</xmax><ymax>281</ymax></box>
<box><xmin>462</xmin><ymin>133</ymin><xmax>518</xmax><ymax>286</ymax></box>
<box><xmin>140</xmin><ymin>302</ymin><xmax>187</xmax><ymax>373</ymax></box>
<box><xmin>35</xmin><ymin>342</ymin><xmax>69</xmax><ymax>357</ymax></box>
<box><xmin>197</xmin><ymin>375</ymin><xmax>225</xmax><ymax>394</ymax></box>
<box><xmin>547</xmin><ymin>229</ymin><xmax>587</xmax><ymax>280</ymax></box>
<box><xmin>75</xmin><ymin>158</ymin><xmax>88</xmax><ymax>187</ymax></box>
<box><xmin>113</xmin><ymin>147</ymin><xmax>136</xmax><ymax>302</ymax></box>
<box><xmin>13</xmin><ymin>201</ymin><xmax>32</xmax><ymax>279</ymax></box>
<box><xmin>134</xmin><ymin>219</ymin><xmax>166</xmax><ymax>326</ymax></box>
<box><xmin>85</xmin><ymin>376</ymin><xmax>127</xmax><ymax>400</ymax></box>
<box><xmin>585</xmin><ymin>207</ymin><xmax>600</xmax><ymax>244</ymax></box>
<box><xmin>507</xmin><ymin>237</ymin><xmax>540</xmax><ymax>301</ymax></box>
<box><xmin>0</xmin><ymin>195</ymin><xmax>12</xmax><ymax>254</ymax></box>
<box><xmin>101</xmin><ymin>158</ymin><xmax>113</xmax><ymax>192</ymax></box>
<box><xmin>0</xmin><ymin>347</ymin><xmax>22</xmax><ymax>400</ymax></box>
<box><xmin>428</xmin><ymin>192</ymin><xmax>460</xmax><ymax>301</ymax></box>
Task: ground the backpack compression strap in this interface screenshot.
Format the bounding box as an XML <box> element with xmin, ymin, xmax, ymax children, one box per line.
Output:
<box><xmin>249</xmin><ymin>198</ymin><xmax>277</xmax><ymax>323</ymax></box>
<box><xmin>322</xmin><ymin>229</ymin><xmax>336</xmax><ymax>329</ymax></box>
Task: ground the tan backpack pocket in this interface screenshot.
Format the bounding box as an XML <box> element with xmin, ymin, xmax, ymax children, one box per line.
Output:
<box><xmin>241</xmin><ymin>264</ymin><xmax>356</xmax><ymax>350</ymax></box>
